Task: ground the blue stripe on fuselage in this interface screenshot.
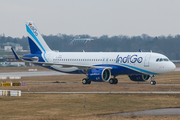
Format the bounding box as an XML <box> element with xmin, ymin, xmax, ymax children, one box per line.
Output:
<box><xmin>117</xmin><ymin>63</ymin><xmax>158</xmax><ymax>75</ymax></box>
<box><xmin>94</xmin><ymin>64</ymin><xmax>158</xmax><ymax>75</ymax></box>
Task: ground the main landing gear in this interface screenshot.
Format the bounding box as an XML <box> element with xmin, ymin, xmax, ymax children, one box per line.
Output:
<box><xmin>82</xmin><ymin>78</ymin><xmax>91</xmax><ymax>84</ymax></box>
<box><xmin>82</xmin><ymin>78</ymin><xmax>119</xmax><ymax>84</ymax></box>
<box><xmin>109</xmin><ymin>78</ymin><xmax>118</xmax><ymax>84</ymax></box>
<box><xmin>150</xmin><ymin>75</ymin><xmax>156</xmax><ymax>85</ymax></box>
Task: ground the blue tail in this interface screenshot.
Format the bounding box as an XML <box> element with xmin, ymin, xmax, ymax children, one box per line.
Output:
<box><xmin>26</xmin><ymin>21</ymin><xmax>52</xmax><ymax>54</ymax></box>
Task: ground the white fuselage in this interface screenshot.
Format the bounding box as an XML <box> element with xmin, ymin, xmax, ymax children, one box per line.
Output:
<box><xmin>43</xmin><ymin>51</ymin><xmax>176</xmax><ymax>75</ymax></box>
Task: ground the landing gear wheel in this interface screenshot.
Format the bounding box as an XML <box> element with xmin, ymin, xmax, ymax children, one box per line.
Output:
<box><xmin>87</xmin><ymin>80</ymin><xmax>91</xmax><ymax>84</ymax></box>
<box><xmin>114</xmin><ymin>78</ymin><xmax>118</xmax><ymax>84</ymax></box>
<box><xmin>82</xmin><ymin>78</ymin><xmax>91</xmax><ymax>84</ymax></box>
<box><xmin>150</xmin><ymin>81</ymin><xmax>156</xmax><ymax>85</ymax></box>
<box><xmin>109</xmin><ymin>79</ymin><xmax>114</xmax><ymax>84</ymax></box>
<box><xmin>82</xmin><ymin>79</ymin><xmax>87</xmax><ymax>84</ymax></box>
<box><xmin>82</xmin><ymin>79</ymin><xmax>88</xmax><ymax>84</ymax></box>
<box><xmin>109</xmin><ymin>78</ymin><xmax>118</xmax><ymax>84</ymax></box>
<box><xmin>150</xmin><ymin>75</ymin><xmax>156</xmax><ymax>85</ymax></box>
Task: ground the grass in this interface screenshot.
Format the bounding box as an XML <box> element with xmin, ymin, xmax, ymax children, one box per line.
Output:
<box><xmin>0</xmin><ymin>94</ymin><xmax>180</xmax><ymax>120</ymax></box>
<box><xmin>0</xmin><ymin>65</ymin><xmax>180</xmax><ymax>119</ymax></box>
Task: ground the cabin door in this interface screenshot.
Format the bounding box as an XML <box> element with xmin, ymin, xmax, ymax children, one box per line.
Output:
<box><xmin>144</xmin><ymin>54</ymin><xmax>151</xmax><ymax>67</ymax></box>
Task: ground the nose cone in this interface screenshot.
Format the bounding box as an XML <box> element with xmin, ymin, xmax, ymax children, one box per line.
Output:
<box><xmin>169</xmin><ymin>62</ymin><xmax>176</xmax><ymax>72</ymax></box>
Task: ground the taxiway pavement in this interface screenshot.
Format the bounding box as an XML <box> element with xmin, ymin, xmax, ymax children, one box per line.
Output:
<box><xmin>109</xmin><ymin>108</ymin><xmax>180</xmax><ymax>116</ymax></box>
<box><xmin>28</xmin><ymin>83</ymin><xmax>180</xmax><ymax>86</ymax></box>
<box><xmin>0</xmin><ymin>71</ymin><xmax>70</xmax><ymax>77</ymax></box>
<box><xmin>0</xmin><ymin>67</ymin><xmax>179</xmax><ymax>77</ymax></box>
<box><xmin>22</xmin><ymin>91</ymin><xmax>180</xmax><ymax>94</ymax></box>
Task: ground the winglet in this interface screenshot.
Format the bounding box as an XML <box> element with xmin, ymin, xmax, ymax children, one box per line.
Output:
<box><xmin>11</xmin><ymin>47</ymin><xmax>20</xmax><ymax>60</ymax></box>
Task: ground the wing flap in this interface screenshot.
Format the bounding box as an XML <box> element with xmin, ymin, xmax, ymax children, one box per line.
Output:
<box><xmin>31</xmin><ymin>61</ymin><xmax>96</xmax><ymax>69</ymax></box>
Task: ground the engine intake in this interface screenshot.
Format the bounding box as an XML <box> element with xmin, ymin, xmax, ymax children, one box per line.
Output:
<box><xmin>88</xmin><ymin>68</ymin><xmax>111</xmax><ymax>82</ymax></box>
<box><xmin>128</xmin><ymin>75</ymin><xmax>151</xmax><ymax>82</ymax></box>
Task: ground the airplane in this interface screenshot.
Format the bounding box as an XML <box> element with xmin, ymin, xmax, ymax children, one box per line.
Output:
<box><xmin>11</xmin><ymin>21</ymin><xmax>176</xmax><ymax>85</ymax></box>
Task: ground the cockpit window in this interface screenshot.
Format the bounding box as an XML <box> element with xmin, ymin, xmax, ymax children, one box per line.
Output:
<box><xmin>163</xmin><ymin>58</ymin><xmax>169</xmax><ymax>61</ymax></box>
<box><xmin>156</xmin><ymin>58</ymin><xmax>159</xmax><ymax>62</ymax></box>
<box><xmin>156</xmin><ymin>58</ymin><xmax>169</xmax><ymax>62</ymax></box>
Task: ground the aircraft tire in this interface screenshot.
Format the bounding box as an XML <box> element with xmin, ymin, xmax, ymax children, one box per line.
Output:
<box><xmin>114</xmin><ymin>79</ymin><xmax>118</xmax><ymax>84</ymax></box>
<box><xmin>87</xmin><ymin>80</ymin><xmax>91</xmax><ymax>84</ymax></box>
<box><xmin>150</xmin><ymin>81</ymin><xmax>156</xmax><ymax>85</ymax></box>
<box><xmin>153</xmin><ymin>81</ymin><xmax>156</xmax><ymax>85</ymax></box>
<box><xmin>109</xmin><ymin>78</ymin><xmax>114</xmax><ymax>84</ymax></box>
<box><xmin>82</xmin><ymin>79</ymin><xmax>88</xmax><ymax>84</ymax></box>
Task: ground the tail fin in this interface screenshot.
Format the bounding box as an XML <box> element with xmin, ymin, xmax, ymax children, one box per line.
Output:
<box><xmin>26</xmin><ymin>21</ymin><xmax>52</xmax><ymax>54</ymax></box>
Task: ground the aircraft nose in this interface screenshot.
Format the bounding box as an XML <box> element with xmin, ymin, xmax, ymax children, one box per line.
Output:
<box><xmin>169</xmin><ymin>62</ymin><xmax>176</xmax><ymax>72</ymax></box>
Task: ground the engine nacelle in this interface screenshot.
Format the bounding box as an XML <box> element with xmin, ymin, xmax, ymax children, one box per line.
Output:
<box><xmin>128</xmin><ymin>75</ymin><xmax>151</xmax><ymax>82</ymax></box>
<box><xmin>88</xmin><ymin>68</ymin><xmax>111</xmax><ymax>82</ymax></box>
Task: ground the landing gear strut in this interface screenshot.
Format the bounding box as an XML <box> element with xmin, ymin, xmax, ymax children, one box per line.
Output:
<box><xmin>82</xmin><ymin>78</ymin><xmax>91</xmax><ymax>84</ymax></box>
<box><xmin>150</xmin><ymin>75</ymin><xmax>156</xmax><ymax>85</ymax></box>
<box><xmin>109</xmin><ymin>78</ymin><xmax>118</xmax><ymax>84</ymax></box>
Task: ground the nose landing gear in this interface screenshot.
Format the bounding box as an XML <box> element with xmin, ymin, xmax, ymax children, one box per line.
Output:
<box><xmin>150</xmin><ymin>75</ymin><xmax>156</xmax><ymax>85</ymax></box>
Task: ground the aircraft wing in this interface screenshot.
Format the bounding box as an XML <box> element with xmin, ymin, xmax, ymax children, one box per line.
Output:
<box><xmin>31</xmin><ymin>61</ymin><xmax>96</xmax><ymax>69</ymax></box>
<box><xmin>32</xmin><ymin>61</ymin><xmax>113</xmax><ymax>71</ymax></box>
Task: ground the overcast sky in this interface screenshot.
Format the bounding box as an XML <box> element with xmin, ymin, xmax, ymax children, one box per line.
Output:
<box><xmin>1</xmin><ymin>0</ymin><xmax>180</xmax><ymax>38</ymax></box>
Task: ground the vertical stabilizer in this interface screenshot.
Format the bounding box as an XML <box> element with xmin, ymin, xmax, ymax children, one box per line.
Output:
<box><xmin>25</xmin><ymin>21</ymin><xmax>52</xmax><ymax>54</ymax></box>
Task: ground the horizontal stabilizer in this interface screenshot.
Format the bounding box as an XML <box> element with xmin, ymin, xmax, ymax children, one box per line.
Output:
<box><xmin>11</xmin><ymin>48</ymin><xmax>38</xmax><ymax>62</ymax></box>
<box><xmin>20</xmin><ymin>57</ymin><xmax>39</xmax><ymax>62</ymax></box>
<box><xmin>11</xmin><ymin>48</ymin><xmax>20</xmax><ymax>60</ymax></box>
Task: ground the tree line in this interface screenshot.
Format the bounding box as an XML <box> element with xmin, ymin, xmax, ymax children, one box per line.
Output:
<box><xmin>0</xmin><ymin>34</ymin><xmax>180</xmax><ymax>60</ymax></box>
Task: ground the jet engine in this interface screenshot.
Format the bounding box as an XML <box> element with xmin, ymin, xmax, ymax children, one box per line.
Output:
<box><xmin>128</xmin><ymin>75</ymin><xmax>151</xmax><ymax>82</ymax></box>
<box><xmin>88</xmin><ymin>68</ymin><xmax>111</xmax><ymax>82</ymax></box>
